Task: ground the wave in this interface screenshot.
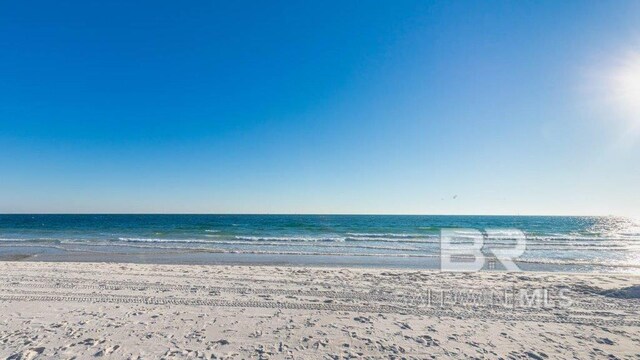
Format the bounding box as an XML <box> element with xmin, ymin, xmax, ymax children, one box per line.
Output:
<box><xmin>103</xmin><ymin>240</ymin><xmax>639</xmax><ymax>252</ymax></box>
<box><xmin>346</xmin><ymin>232</ymin><xmax>428</xmax><ymax>238</ymax></box>
<box><xmin>116</xmin><ymin>237</ymin><xmax>217</xmax><ymax>244</ymax></box>
<box><xmin>345</xmin><ymin>237</ymin><xmax>439</xmax><ymax>243</ymax></box>
<box><xmin>2</xmin><ymin>242</ymin><xmax>639</xmax><ymax>270</ymax></box>
<box><xmin>2</xmin><ymin>236</ymin><xmax>638</xmax><ymax>249</ymax></box>
<box><xmin>515</xmin><ymin>257</ymin><xmax>640</xmax><ymax>269</ymax></box>
<box><xmin>113</xmin><ymin>239</ymin><xmax>421</xmax><ymax>252</ymax></box>
<box><xmin>0</xmin><ymin>237</ymin><xmax>60</xmax><ymax>243</ymax></box>
<box><xmin>525</xmin><ymin>235</ymin><xmax>640</xmax><ymax>242</ymax></box>
<box><xmin>53</xmin><ymin>245</ymin><xmax>640</xmax><ymax>268</ymax></box>
<box><xmin>64</xmin><ymin>237</ymin><xmax>637</xmax><ymax>251</ymax></box>
<box><xmin>234</xmin><ymin>236</ymin><xmax>345</xmax><ymax>242</ymax></box>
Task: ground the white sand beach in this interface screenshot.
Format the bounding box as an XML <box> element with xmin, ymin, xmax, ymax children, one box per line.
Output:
<box><xmin>0</xmin><ymin>262</ymin><xmax>639</xmax><ymax>359</ymax></box>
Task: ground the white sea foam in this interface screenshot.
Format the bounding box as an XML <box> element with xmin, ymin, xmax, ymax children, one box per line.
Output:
<box><xmin>117</xmin><ymin>237</ymin><xmax>216</xmax><ymax>244</ymax></box>
<box><xmin>516</xmin><ymin>257</ymin><xmax>640</xmax><ymax>269</ymax></box>
<box><xmin>2</xmin><ymin>241</ymin><xmax>639</xmax><ymax>269</ymax></box>
<box><xmin>344</xmin><ymin>237</ymin><xmax>439</xmax><ymax>243</ymax></box>
<box><xmin>0</xmin><ymin>237</ymin><xmax>59</xmax><ymax>242</ymax></box>
<box><xmin>234</xmin><ymin>236</ymin><xmax>345</xmax><ymax>242</ymax></box>
<box><xmin>346</xmin><ymin>232</ymin><xmax>427</xmax><ymax>238</ymax></box>
<box><xmin>176</xmin><ymin>240</ymin><xmax>420</xmax><ymax>252</ymax></box>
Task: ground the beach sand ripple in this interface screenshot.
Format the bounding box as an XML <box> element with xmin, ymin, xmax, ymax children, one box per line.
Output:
<box><xmin>0</xmin><ymin>262</ymin><xmax>639</xmax><ymax>359</ymax></box>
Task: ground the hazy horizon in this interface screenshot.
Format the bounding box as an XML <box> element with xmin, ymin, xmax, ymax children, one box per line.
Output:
<box><xmin>0</xmin><ymin>213</ymin><xmax>634</xmax><ymax>218</ymax></box>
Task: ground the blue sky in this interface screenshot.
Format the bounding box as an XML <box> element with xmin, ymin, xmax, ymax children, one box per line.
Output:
<box><xmin>1</xmin><ymin>1</ymin><xmax>639</xmax><ymax>215</ymax></box>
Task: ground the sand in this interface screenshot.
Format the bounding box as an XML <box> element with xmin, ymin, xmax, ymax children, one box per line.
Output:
<box><xmin>0</xmin><ymin>262</ymin><xmax>638</xmax><ymax>359</ymax></box>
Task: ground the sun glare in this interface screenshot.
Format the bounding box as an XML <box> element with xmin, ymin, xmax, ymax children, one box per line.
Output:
<box><xmin>602</xmin><ymin>50</ymin><xmax>640</xmax><ymax>129</ymax></box>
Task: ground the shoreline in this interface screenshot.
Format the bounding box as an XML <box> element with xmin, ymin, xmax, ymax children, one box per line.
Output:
<box><xmin>4</xmin><ymin>256</ymin><xmax>640</xmax><ymax>277</ymax></box>
<box><xmin>1</xmin><ymin>245</ymin><xmax>638</xmax><ymax>274</ymax></box>
<box><xmin>1</xmin><ymin>261</ymin><xmax>639</xmax><ymax>358</ymax></box>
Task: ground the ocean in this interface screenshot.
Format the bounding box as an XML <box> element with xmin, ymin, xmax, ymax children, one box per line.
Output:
<box><xmin>1</xmin><ymin>214</ymin><xmax>638</xmax><ymax>273</ymax></box>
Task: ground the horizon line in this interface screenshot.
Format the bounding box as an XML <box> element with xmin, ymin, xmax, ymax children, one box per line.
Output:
<box><xmin>0</xmin><ymin>212</ymin><xmax>625</xmax><ymax>217</ymax></box>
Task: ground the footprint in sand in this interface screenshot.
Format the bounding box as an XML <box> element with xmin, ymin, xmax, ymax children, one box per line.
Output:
<box><xmin>7</xmin><ymin>347</ymin><xmax>45</xmax><ymax>360</ymax></box>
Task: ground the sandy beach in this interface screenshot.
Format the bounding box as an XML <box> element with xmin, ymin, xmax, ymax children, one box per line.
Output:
<box><xmin>0</xmin><ymin>261</ymin><xmax>638</xmax><ymax>359</ymax></box>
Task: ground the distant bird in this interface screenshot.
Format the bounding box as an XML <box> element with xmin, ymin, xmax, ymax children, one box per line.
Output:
<box><xmin>453</xmin><ymin>195</ymin><xmax>458</xmax><ymax>200</ymax></box>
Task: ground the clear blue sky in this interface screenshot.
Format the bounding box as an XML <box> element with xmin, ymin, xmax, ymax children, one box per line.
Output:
<box><xmin>1</xmin><ymin>1</ymin><xmax>639</xmax><ymax>216</ymax></box>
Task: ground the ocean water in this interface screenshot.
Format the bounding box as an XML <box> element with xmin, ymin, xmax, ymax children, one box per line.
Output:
<box><xmin>1</xmin><ymin>215</ymin><xmax>639</xmax><ymax>272</ymax></box>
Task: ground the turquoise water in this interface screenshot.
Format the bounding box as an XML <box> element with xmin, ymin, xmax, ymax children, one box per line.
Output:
<box><xmin>1</xmin><ymin>215</ymin><xmax>639</xmax><ymax>272</ymax></box>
